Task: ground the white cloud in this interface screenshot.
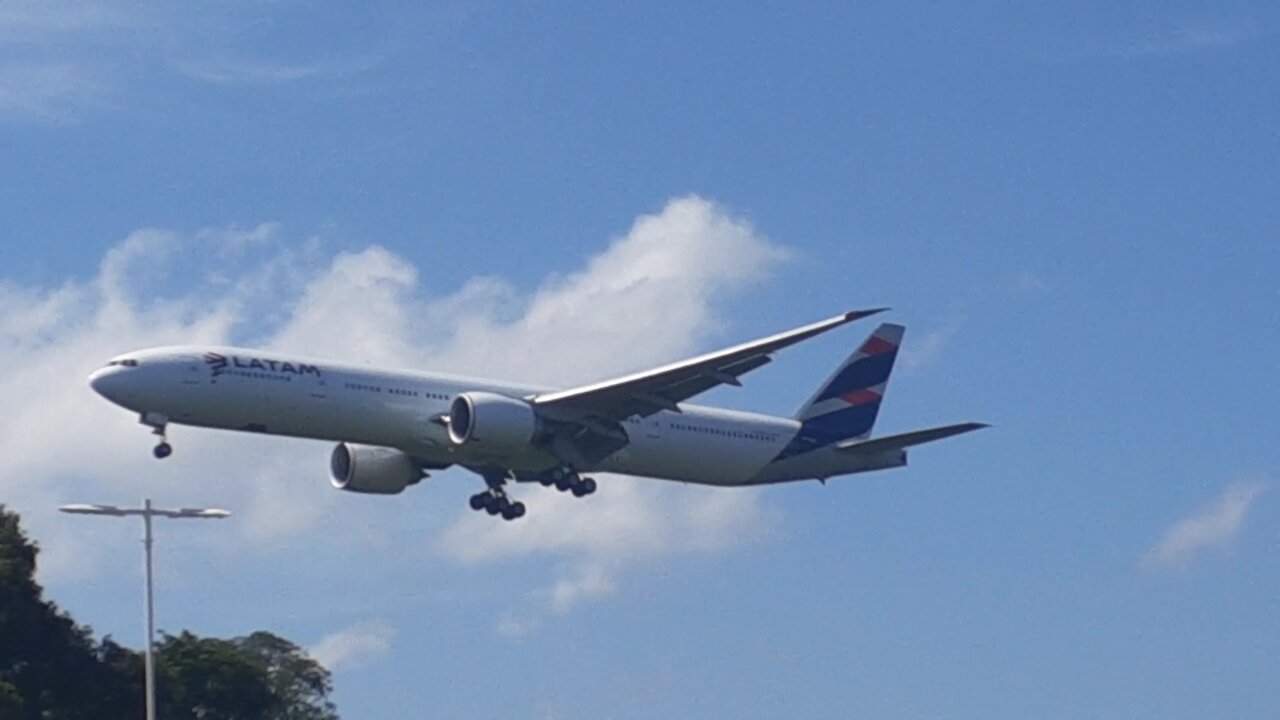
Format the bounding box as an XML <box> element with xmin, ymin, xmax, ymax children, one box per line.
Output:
<box><xmin>174</xmin><ymin>59</ymin><xmax>326</xmax><ymax>86</ymax></box>
<box><xmin>901</xmin><ymin>318</ymin><xmax>963</xmax><ymax>371</ymax></box>
<box><xmin>2</xmin><ymin>196</ymin><xmax>787</xmax><ymax>623</ymax></box>
<box><xmin>1009</xmin><ymin>271</ymin><xmax>1051</xmax><ymax>296</ymax></box>
<box><xmin>428</xmin><ymin>195</ymin><xmax>791</xmax><ymax>385</ymax></box>
<box><xmin>206</xmin><ymin>222</ymin><xmax>282</xmax><ymax>256</ymax></box>
<box><xmin>0</xmin><ymin>1</ymin><xmax>380</xmax><ymax>123</ymax></box>
<box><xmin>494</xmin><ymin>611</ymin><xmax>538</xmax><ymax>640</ymax></box>
<box><xmin>439</xmin><ymin>473</ymin><xmax>771</xmax><ymax>625</ymax></box>
<box><xmin>172</xmin><ymin>55</ymin><xmax>382</xmax><ymax>87</ymax></box>
<box><xmin>0</xmin><ymin>62</ymin><xmax>111</xmax><ymax>123</ymax></box>
<box><xmin>0</xmin><ymin>1</ymin><xmax>151</xmax><ymax>122</ymax></box>
<box><xmin>437</xmin><ymin>474</ymin><xmax>768</xmax><ymax>567</ymax></box>
<box><xmin>0</xmin><ymin>1</ymin><xmax>138</xmax><ymax>42</ymax></box>
<box><xmin>266</xmin><ymin>246</ymin><xmax>424</xmax><ymax>366</ymax></box>
<box><xmin>1121</xmin><ymin>20</ymin><xmax>1256</xmax><ymax>57</ymax></box>
<box><xmin>1036</xmin><ymin>18</ymin><xmax>1258</xmax><ymax>64</ymax></box>
<box><xmin>1145</xmin><ymin>482</ymin><xmax>1267</xmax><ymax>568</ymax></box>
<box><xmin>549</xmin><ymin>562</ymin><xmax>616</xmax><ymax>613</ymax></box>
<box><xmin>307</xmin><ymin>621</ymin><xmax>394</xmax><ymax>671</ymax></box>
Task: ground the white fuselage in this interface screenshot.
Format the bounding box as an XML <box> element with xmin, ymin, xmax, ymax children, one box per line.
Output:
<box><xmin>89</xmin><ymin>346</ymin><xmax>906</xmax><ymax>486</ymax></box>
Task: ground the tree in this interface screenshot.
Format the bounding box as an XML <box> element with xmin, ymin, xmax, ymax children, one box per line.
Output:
<box><xmin>236</xmin><ymin>632</ymin><xmax>338</xmax><ymax>720</ymax></box>
<box><xmin>0</xmin><ymin>504</ymin><xmax>133</xmax><ymax>720</ymax></box>
<box><xmin>0</xmin><ymin>506</ymin><xmax>341</xmax><ymax>719</ymax></box>
<box><xmin>94</xmin><ymin>637</ymin><xmax>145</xmax><ymax>718</ymax></box>
<box><xmin>156</xmin><ymin>631</ymin><xmax>277</xmax><ymax>720</ymax></box>
<box><xmin>0</xmin><ymin>681</ymin><xmax>23</xmax><ymax>720</ymax></box>
<box><xmin>153</xmin><ymin>631</ymin><xmax>339</xmax><ymax>720</ymax></box>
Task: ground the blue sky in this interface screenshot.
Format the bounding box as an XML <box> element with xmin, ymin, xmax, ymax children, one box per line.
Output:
<box><xmin>2</xmin><ymin>2</ymin><xmax>1278</xmax><ymax>718</ymax></box>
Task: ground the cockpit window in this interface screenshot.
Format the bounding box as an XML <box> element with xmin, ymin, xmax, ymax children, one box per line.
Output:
<box><xmin>105</xmin><ymin>359</ymin><xmax>139</xmax><ymax>368</ymax></box>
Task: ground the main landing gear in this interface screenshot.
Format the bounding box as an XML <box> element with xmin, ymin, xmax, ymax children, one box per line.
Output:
<box><xmin>140</xmin><ymin>412</ymin><xmax>172</xmax><ymax>459</ymax></box>
<box><xmin>468</xmin><ymin>490</ymin><xmax>527</xmax><ymax>521</ymax></box>
<box><xmin>467</xmin><ymin>466</ymin><xmax>599</xmax><ymax>521</ymax></box>
<box><xmin>468</xmin><ymin>470</ymin><xmax>526</xmax><ymax>521</ymax></box>
<box><xmin>535</xmin><ymin>467</ymin><xmax>598</xmax><ymax>498</ymax></box>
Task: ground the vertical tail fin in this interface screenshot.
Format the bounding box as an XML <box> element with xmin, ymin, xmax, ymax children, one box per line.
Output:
<box><xmin>793</xmin><ymin>323</ymin><xmax>904</xmax><ymax>442</ymax></box>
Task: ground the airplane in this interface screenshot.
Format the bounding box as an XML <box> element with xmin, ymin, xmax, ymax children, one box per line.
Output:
<box><xmin>87</xmin><ymin>309</ymin><xmax>986</xmax><ymax>521</ymax></box>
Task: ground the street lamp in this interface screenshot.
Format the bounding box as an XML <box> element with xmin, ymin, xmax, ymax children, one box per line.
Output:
<box><xmin>59</xmin><ymin>499</ymin><xmax>230</xmax><ymax>720</ymax></box>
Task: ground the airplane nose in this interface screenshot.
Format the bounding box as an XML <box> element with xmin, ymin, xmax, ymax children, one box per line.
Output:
<box><xmin>89</xmin><ymin>367</ymin><xmax>121</xmax><ymax>400</ymax></box>
<box><xmin>89</xmin><ymin>368</ymin><xmax>107</xmax><ymax>394</ymax></box>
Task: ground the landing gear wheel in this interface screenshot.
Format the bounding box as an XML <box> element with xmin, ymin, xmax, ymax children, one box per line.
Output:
<box><xmin>473</xmin><ymin>468</ymin><xmax>529</xmax><ymax>520</ymax></box>
<box><xmin>142</xmin><ymin>413</ymin><xmax>171</xmax><ymax>459</ymax></box>
<box><xmin>580</xmin><ymin>477</ymin><xmax>597</xmax><ymax>495</ymax></box>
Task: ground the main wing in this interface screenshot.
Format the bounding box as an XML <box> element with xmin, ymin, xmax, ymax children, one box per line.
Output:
<box><xmin>532</xmin><ymin>308</ymin><xmax>888</xmax><ymax>423</ymax></box>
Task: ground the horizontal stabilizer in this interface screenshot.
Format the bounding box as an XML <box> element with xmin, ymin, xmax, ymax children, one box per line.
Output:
<box><xmin>836</xmin><ymin>422</ymin><xmax>988</xmax><ymax>455</ymax></box>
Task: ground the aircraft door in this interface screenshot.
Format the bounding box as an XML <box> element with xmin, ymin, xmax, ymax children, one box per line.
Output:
<box><xmin>182</xmin><ymin>359</ymin><xmax>204</xmax><ymax>386</ymax></box>
<box><xmin>643</xmin><ymin>415</ymin><xmax>664</xmax><ymax>441</ymax></box>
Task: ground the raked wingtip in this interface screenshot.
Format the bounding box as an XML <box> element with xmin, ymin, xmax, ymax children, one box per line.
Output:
<box><xmin>845</xmin><ymin>307</ymin><xmax>890</xmax><ymax>322</ymax></box>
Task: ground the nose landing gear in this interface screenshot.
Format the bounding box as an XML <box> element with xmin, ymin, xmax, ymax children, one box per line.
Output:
<box><xmin>140</xmin><ymin>412</ymin><xmax>172</xmax><ymax>459</ymax></box>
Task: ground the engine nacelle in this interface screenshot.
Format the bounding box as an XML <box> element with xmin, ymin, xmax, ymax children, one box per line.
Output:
<box><xmin>447</xmin><ymin>391</ymin><xmax>540</xmax><ymax>454</ymax></box>
<box><xmin>330</xmin><ymin>443</ymin><xmax>422</xmax><ymax>495</ymax></box>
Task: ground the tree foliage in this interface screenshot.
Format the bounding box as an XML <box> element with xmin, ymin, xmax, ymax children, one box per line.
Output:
<box><xmin>0</xmin><ymin>505</ymin><xmax>339</xmax><ymax>720</ymax></box>
<box><xmin>235</xmin><ymin>632</ymin><xmax>338</xmax><ymax>720</ymax></box>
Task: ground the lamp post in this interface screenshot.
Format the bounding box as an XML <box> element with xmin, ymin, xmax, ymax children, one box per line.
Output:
<box><xmin>59</xmin><ymin>499</ymin><xmax>230</xmax><ymax>720</ymax></box>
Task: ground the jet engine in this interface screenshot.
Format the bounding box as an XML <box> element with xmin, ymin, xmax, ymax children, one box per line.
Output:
<box><xmin>447</xmin><ymin>391</ymin><xmax>540</xmax><ymax>454</ymax></box>
<box><xmin>330</xmin><ymin>443</ymin><xmax>423</xmax><ymax>495</ymax></box>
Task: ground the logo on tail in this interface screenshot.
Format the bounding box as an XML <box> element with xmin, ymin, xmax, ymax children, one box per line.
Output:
<box><xmin>773</xmin><ymin>323</ymin><xmax>904</xmax><ymax>461</ymax></box>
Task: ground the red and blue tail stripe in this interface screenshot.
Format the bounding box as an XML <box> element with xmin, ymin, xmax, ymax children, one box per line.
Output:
<box><xmin>772</xmin><ymin>323</ymin><xmax>904</xmax><ymax>462</ymax></box>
